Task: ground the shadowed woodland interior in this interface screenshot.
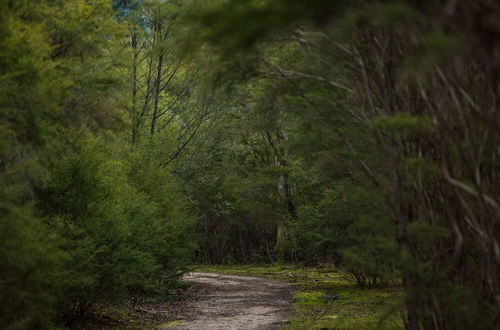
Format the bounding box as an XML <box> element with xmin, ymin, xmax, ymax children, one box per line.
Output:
<box><xmin>0</xmin><ymin>0</ymin><xmax>499</xmax><ymax>329</ymax></box>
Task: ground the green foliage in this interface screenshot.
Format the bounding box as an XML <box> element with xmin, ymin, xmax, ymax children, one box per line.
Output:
<box><xmin>373</xmin><ymin>2</ymin><xmax>419</xmax><ymax>26</ymax></box>
<box><xmin>185</xmin><ymin>145</ymin><xmax>281</xmax><ymax>263</ymax></box>
<box><xmin>2</xmin><ymin>0</ymin><xmax>499</xmax><ymax>329</ymax></box>
<box><xmin>290</xmin><ymin>187</ymin><xmax>355</xmax><ymax>264</ymax></box>
<box><xmin>43</xmin><ymin>140</ymin><xmax>155</xmax><ymax>315</ymax></box>
<box><xmin>0</xmin><ymin>205</ymin><xmax>67</xmax><ymax>329</ymax></box>
<box><xmin>291</xmin><ymin>183</ymin><xmax>397</xmax><ymax>286</ymax></box>
<box><xmin>125</xmin><ymin>146</ymin><xmax>195</xmax><ymax>276</ymax></box>
<box><xmin>0</xmin><ymin>0</ymin><xmax>195</xmax><ymax>327</ymax></box>
<box><xmin>37</xmin><ymin>137</ymin><xmax>194</xmax><ymax>321</ymax></box>
<box><xmin>399</xmin><ymin>29</ymin><xmax>461</xmax><ymax>87</ymax></box>
<box><xmin>0</xmin><ymin>2</ymin><xmax>66</xmax><ymax>328</ymax></box>
<box><xmin>372</xmin><ymin>113</ymin><xmax>435</xmax><ymax>139</ymax></box>
<box><xmin>185</xmin><ymin>0</ymin><xmax>500</xmax><ymax>328</ymax></box>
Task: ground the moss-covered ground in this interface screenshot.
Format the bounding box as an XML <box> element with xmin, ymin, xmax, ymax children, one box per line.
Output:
<box><xmin>195</xmin><ymin>264</ymin><xmax>404</xmax><ymax>330</ymax></box>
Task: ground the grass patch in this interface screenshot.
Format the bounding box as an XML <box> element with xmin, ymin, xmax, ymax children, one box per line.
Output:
<box><xmin>82</xmin><ymin>305</ymin><xmax>145</xmax><ymax>329</ymax></box>
<box><xmin>156</xmin><ymin>320</ymin><xmax>187</xmax><ymax>328</ymax></box>
<box><xmin>195</xmin><ymin>264</ymin><xmax>404</xmax><ymax>329</ymax></box>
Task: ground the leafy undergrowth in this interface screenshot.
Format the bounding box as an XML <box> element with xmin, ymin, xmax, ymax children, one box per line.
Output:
<box><xmin>195</xmin><ymin>264</ymin><xmax>404</xmax><ymax>330</ymax></box>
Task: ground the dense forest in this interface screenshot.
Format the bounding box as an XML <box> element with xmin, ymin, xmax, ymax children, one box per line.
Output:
<box><xmin>1</xmin><ymin>0</ymin><xmax>499</xmax><ymax>329</ymax></box>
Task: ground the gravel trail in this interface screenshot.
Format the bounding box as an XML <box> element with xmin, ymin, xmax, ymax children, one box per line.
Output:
<box><xmin>165</xmin><ymin>272</ymin><xmax>293</xmax><ymax>330</ymax></box>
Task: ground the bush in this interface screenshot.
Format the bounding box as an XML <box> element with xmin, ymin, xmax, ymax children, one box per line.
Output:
<box><xmin>290</xmin><ymin>182</ymin><xmax>397</xmax><ymax>286</ymax></box>
<box><xmin>38</xmin><ymin>137</ymin><xmax>194</xmax><ymax>323</ymax></box>
<box><xmin>0</xmin><ymin>204</ymin><xmax>67</xmax><ymax>329</ymax></box>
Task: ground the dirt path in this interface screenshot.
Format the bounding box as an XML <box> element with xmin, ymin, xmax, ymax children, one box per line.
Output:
<box><xmin>164</xmin><ymin>272</ymin><xmax>293</xmax><ymax>330</ymax></box>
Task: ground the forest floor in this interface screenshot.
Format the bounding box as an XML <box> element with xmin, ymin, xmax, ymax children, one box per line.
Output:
<box><xmin>88</xmin><ymin>270</ymin><xmax>292</xmax><ymax>329</ymax></box>
<box><xmin>90</xmin><ymin>264</ymin><xmax>403</xmax><ymax>329</ymax></box>
<box><xmin>194</xmin><ymin>265</ymin><xmax>404</xmax><ymax>330</ymax></box>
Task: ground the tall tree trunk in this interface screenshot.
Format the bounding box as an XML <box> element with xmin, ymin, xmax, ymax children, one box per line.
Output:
<box><xmin>150</xmin><ymin>52</ymin><xmax>163</xmax><ymax>136</ymax></box>
<box><xmin>131</xmin><ymin>32</ymin><xmax>139</xmax><ymax>145</ymax></box>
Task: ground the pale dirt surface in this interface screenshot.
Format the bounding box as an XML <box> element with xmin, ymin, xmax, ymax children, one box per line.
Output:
<box><xmin>165</xmin><ymin>272</ymin><xmax>293</xmax><ymax>330</ymax></box>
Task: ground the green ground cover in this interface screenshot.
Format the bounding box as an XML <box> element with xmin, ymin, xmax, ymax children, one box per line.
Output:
<box><xmin>196</xmin><ymin>264</ymin><xmax>404</xmax><ymax>330</ymax></box>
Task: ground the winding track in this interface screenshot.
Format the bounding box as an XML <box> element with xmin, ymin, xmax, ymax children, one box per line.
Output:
<box><xmin>168</xmin><ymin>272</ymin><xmax>293</xmax><ymax>330</ymax></box>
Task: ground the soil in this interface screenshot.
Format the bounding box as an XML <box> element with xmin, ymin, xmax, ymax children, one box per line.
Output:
<box><xmin>163</xmin><ymin>272</ymin><xmax>294</xmax><ymax>330</ymax></box>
